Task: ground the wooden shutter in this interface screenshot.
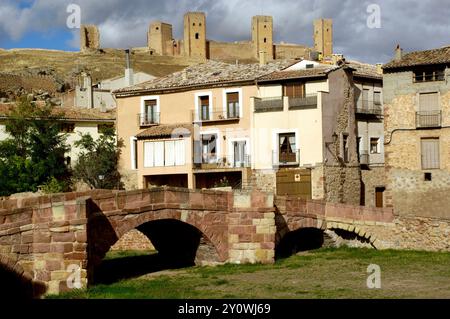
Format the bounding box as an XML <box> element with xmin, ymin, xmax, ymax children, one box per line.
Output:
<box><xmin>284</xmin><ymin>82</ymin><xmax>304</xmax><ymax>98</ymax></box>
<box><xmin>227</xmin><ymin>92</ymin><xmax>239</xmax><ymax>103</ymax></box>
<box><xmin>421</xmin><ymin>138</ymin><xmax>439</xmax><ymax>169</ymax></box>
<box><xmin>419</xmin><ymin>93</ymin><xmax>438</xmax><ymax>111</ymax></box>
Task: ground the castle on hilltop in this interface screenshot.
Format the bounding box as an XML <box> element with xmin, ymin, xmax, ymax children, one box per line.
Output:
<box><xmin>81</xmin><ymin>12</ymin><xmax>333</xmax><ymax>62</ymax></box>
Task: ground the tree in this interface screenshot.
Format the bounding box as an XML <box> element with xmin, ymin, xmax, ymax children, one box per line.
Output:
<box><xmin>73</xmin><ymin>126</ymin><xmax>123</xmax><ymax>189</ymax></box>
<box><xmin>0</xmin><ymin>96</ymin><xmax>70</xmax><ymax>196</ymax></box>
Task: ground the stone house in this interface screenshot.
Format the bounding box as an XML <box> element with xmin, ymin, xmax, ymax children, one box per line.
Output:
<box><xmin>382</xmin><ymin>45</ymin><xmax>450</xmax><ymax>218</ymax></box>
<box><xmin>251</xmin><ymin>59</ymin><xmax>383</xmax><ymax>205</ymax></box>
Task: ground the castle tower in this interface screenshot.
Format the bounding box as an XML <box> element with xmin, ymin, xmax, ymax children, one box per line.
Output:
<box><xmin>80</xmin><ymin>25</ymin><xmax>100</xmax><ymax>52</ymax></box>
<box><xmin>148</xmin><ymin>21</ymin><xmax>173</xmax><ymax>55</ymax></box>
<box><xmin>252</xmin><ymin>16</ymin><xmax>273</xmax><ymax>60</ymax></box>
<box><xmin>183</xmin><ymin>12</ymin><xmax>207</xmax><ymax>59</ymax></box>
<box><xmin>314</xmin><ymin>19</ymin><xmax>333</xmax><ymax>58</ymax></box>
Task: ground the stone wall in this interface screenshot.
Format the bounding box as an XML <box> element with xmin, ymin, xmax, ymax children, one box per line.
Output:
<box><xmin>110</xmin><ymin>229</ymin><xmax>155</xmax><ymax>251</ymax></box>
<box><xmin>361</xmin><ymin>166</ymin><xmax>385</xmax><ymax>207</ymax></box>
<box><xmin>0</xmin><ymin>73</ymin><xmax>57</xmax><ymax>96</ymax></box>
<box><xmin>248</xmin><ymin>169</ymin><xmax>276</xmax><ymax>192</ymax></box>
<box><xmin>80</xmin><ymin>25</ymin><xmax>100</xmax><ymax>52</ymax></box>
<box><xmin>383</xmin><ymin>69</ymin><xmax>450</xmax><ymax>218</ymax></box>
<box><xmin>208</xmin><ymin>41</ymin><xmax>255</xmax><ymax>62</ymax></box>
<box><xmin>324</xmin><ymin>165</ymin><xmax>361</xmax><ymax>205</ymax></box>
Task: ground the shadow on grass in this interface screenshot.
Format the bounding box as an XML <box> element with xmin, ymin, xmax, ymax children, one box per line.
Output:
<box><xmin>92</xmin><ymin>252</ymin><xmax>195</xmax><ymax>285</ymax></box>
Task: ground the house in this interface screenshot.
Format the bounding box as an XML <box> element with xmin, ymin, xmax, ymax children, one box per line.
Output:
<box><xmin>113</xmin><ymin>59</ymin><xmax>292</xmax><ymax>190</ymax></box>
<box><xmin>0</xmin><ymin>103</ymin><xmax>116</xmax><ymax>165</ymax></box>
<box><xmin>382</xmin><ymin>45</ymin><xmax>450</xmax><ymax>218</ymax></box>
<box><xmin>63</xmin><ymin>50</ymin><xmax>156</xmax><ymax>110</ymax></box>
<box><xmin>250</xmin><ymin>58</ymin><xmax>384</xmax><ymax>204</ymax></box>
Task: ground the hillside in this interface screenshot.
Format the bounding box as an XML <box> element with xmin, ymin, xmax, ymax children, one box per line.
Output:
<box><xmin>0</xmin><ymin>48</ymin><xmax>197</xmax><ymax>98</ymax></box>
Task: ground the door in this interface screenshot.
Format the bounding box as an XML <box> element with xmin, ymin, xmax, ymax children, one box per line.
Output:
<box><xmin>233</xmin><ymin>141</ymin><xmax>246</xmax><ymax>167</ymax></box>
<box><xmin>375</xmin><ymin>187</ymin><xmax>385</xmax><ymax>208</ymax></box>
<box><xmin>227</xmin><ymin>92</ymin><xmax>239</xmax><ymax>119</ymax></box>
<box><xmin>144</xmin><ymin>100</ymin><xmax>157</xmax><ymax>124</ymax></box>
<box><xmin>200</xmin><ymin>96</ymin><xmax>210</xmax><ymax>120</ymax></box>
<box><xmin>276</xmin><ymin>169</ymin><xmax>311</xmax><ymax>199</ymax></box>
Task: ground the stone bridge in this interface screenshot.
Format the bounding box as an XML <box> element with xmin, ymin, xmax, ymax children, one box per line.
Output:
<box><xmin>1</xmin><ymin>186</ymin><xmax>448</xmax><ymax>297</ymax></box>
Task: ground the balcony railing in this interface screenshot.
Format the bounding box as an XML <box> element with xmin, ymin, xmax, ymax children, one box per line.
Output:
<box><xmin>254</xmin><ymin>97</ymin><xmax>284</xmax><ymax>113</ymax></box>
<box><xmin>355</xmin><ymin>100</ymin><xmax>383</xmax><ymax>115</ymax></box>
<box><xmin>272</xmin><ymin>150</ymin><xmax>300</xmax><ymax>166</ymax></box>
<box><xmin>359</xmin><ymin>151</ymin><xmax>369</xmax><ymax>165</ymax></box>
<box><xmin>194</xmin><ymin>154</ymin><xmax>251</xmax><ymax>169</ymax></box>
<box><xmin>416</xmin><ymin>111</ymin><xmax>441</xmax><ymax>128</ymax></box>
<box><xmin>138</xmin><ymin>112</ymin><xmax>160</xmax><ymax>126</ymax></box>
<box><xmin>192</xmin><ymin>110</ymin><xmax>240</xmax><ymax>123</ymax></box>
<box><xmin>288</xmin><ymin>94</ymin><xmax>318</xmax><ymax>110</ymax></box>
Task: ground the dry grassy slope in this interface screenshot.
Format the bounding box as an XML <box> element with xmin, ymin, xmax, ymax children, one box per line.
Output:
<box><xmin>0</xmin><ymin>48</ymin><xmax>197</xmax><ymax>84</ymax></box>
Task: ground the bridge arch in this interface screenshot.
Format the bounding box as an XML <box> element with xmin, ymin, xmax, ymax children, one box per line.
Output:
<box><xmin>87</xmin><ymin>208</ymin><xmax>226</xmax><ymax>281</ymax></box>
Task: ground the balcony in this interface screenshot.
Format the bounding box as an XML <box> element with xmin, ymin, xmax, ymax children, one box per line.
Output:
<box><xmin>288</xmin><ymin>94</ymin><xmax>318</xmax><ymax>110</ymax></box>
<box><xmin>355</xmin><ymin>100</ymin><xmax>382</xmax><ymax>115</ymax></box>
<box><xmin>254</xmin><ymin>97</ymin><xmax>284</xmax><ymax>113</ymax></box>
<box><xmin>359</xmin><ymin>151</ymin><xmax>369</xmax><ymax>165</ymax></box>
<box><xmin>138</xmin><ymin>112</ymin><xmax>160</xmax><ymax>127</ymax></box>
<box><xmin>194</xmin><ymin>154</ymin><xmax>251</xmax><ymax>169</ymax></box>
<box><xmin>272</xmin><ymin>150</ymin><xmax>300</xmax><ymax>167</ymax></box>
<box><xmin>192</xmin><ymin>110</ymin><xmax>240</xmax><ymax>123</ymax></box>
<box><xmin>416</xmin><ymin>111</ymin><xmax>441</xmax><ymax>128</ymax></box>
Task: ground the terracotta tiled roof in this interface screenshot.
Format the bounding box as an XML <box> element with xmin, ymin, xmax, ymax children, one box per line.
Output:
<box><xmin>346</xmin><ymin>61</ymin><xmax>382</xmax><ymax>79</ymax></box>
<box><xmin>383</xmin><ymin>46</ymin><xmax>450</xmax><ymax>70</ymax></box>
<box><xmin>0</xmin><ymin>103</ymin><xmax>115</xmax><ymax>121</ymax></box>
<box><xmin>257</xmin><ymin>66</ymin><xmax>334</xmax><ymax>82</ymax></box>
<box><xmin>136</xmin><ymin>123</ymin><xmax>193</xmax><ymax>139</ymax></box>
<box><xmin>114</xmin><ymin>60</ymin><xmax>295</xmax><ymax>95</ymax></box>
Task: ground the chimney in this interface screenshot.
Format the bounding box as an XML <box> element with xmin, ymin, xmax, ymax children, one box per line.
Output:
<box><xmin>395</xmin><ymin>44</ymin><xmax>403</xmax><ymax>62</ymax></box>
<box><xmin>259</xmin><ymin>51</ymin><xmax>267</xmax><ymax>66</ymax></box>
<box><xmin>376</xmin><ymin>63</ymin><xmax>383</xmax><ymax>75</ymax></box>
<box><xmin>124</xmin><ymin>49</ymin><xmax>134</xmax><ymax>86</ymax></box>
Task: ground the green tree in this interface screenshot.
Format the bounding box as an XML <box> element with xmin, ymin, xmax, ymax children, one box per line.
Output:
<box><xmin>0</xmin><ymin>97</ymin><xmax>70</xmax><ymax>196</ymax></box>
<box><xmin>73</xmin><ymin>126</ymin><xmax>123</xmax><ymax>189</ymax></box>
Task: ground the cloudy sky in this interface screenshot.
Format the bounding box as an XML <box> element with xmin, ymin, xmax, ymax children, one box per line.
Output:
<box><xmin>0</xmin><ymin>0</ymin><xmax>449</xmax><ymax>63</ymax></box>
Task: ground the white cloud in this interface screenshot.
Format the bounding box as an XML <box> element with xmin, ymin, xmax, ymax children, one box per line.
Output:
<box><xmin>0</xmin><ymin>0</ymin><xmax>449</xmax><ymax>63</ymax></box>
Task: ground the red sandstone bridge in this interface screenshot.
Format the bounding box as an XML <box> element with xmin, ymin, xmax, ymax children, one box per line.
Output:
<box><xmin>0</xmin><ymin>187</ymin><xmax>393</xmax><ymax>297</ymax></box>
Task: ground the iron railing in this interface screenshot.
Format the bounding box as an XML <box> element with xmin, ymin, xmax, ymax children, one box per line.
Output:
<box><xmin>272</xmin><ymin>149</ymin><xmax>300</xmax><ymax>166</ymax></box>
<box><xmin>254</xmin><ymin>97</ymin><xmax>284</xmax><ymax>113</ymax></box>
<box><xmin>138</xmin><ymin>112</ymin><xmax>160</xmax><ymax>126</ymax></box>
<box><xmin>416</xmin><ymin>111</ymin><xmax>441</xmax><ymax>128</ymax></box>
<box><xmin>355</xmin><ymin>100</ymin><xmax>382</xmax><ymax>115</ymax></box>
<box><xmin>192</xmin><ymin>110</ymin><xmax>240</xmax><ymax>122</ymax></box>
<box><xmin>194</xmin><ymin>154</ymin><xmax>251</xmax><ymax>169</ymax></box>
<box><xmin>288</xmin><ymin>94</ymin><xmax>318</xmax><ymax>110</ymax></box>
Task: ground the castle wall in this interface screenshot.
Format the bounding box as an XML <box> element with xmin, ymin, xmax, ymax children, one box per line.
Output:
<box><xmin>208</xmin><ymin>41</ymin><xmax>255</xmax><ymax>62</ymax></box>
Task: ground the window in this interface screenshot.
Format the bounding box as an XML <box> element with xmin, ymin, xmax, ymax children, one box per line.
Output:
<box><xmin>144</xmin><ymin>140</ymin><xmax>185</xmax><ymax>167</ymax></box>
<box><xmin>233</xmin><ymin>141</ymin><xmax>247</xmax><ymax>167</ymax></box>
<box><xmin>419</xmin><ymin>92</ymin><xmax>439</xmax><ymax>111</ymax></box>
<box><xmin>279</xmin><ymin>133</ymin><xmax>296</xmax><ymax>163</ymax></box>
<box><xmin>414</xmin><ymin>68</ymin><xmax>445</xmax><ymax>82</ymax></box>
<box><xmin>199</xmin><ymin>96</ymin><xmax>210</xmax><ymax>120</ymax></box>
<box><xmin>283</xmin><ymin>82</ymin><xmax>305</xmax><ymax>98</ymax></box>
<box><xmin>306</xmin><ymin>64</ymin><xmax>314</xmax><ymax>69</ymax></box>
<box><xmin>421</xmin><ymin>138</ymin><xmax>439</xmax><ymax>169</ymax></box>
<box><xmin>98</xmin><ymin>124</ymin><xmax>114</xmax><ymax>134</ymax></box>
<box><xmin>342</xmin><ymin>133</ymin><xmax>349</xmax><ymax>163</ymax></box>
<box><xmin>60</xmin><ymin>123</ymin><xmax>75</xmax><ymax>133</ymax></box>
<box><xmin>264</xmin><ymin>38</ymin><xmax>267</xmax><ymax>43</ymax></box>
<box><xmin>362</xmin><ymin>89</ymin><xmax>369</xmax><ymax>109</ymax></box>
<box><xmin>201</xmin><ymin>134</ymin><xmax>217</xmax><ymax>163</ymax></box>
<box><xmin>142</xmin><ymin>99</ymin><xmax>159</xmax><ymax>125</ymax></box>
<box><xmin>374</xmin><ymin>92</ymin><xmax>381</xmax><ymax>106</ymax></box>
<box><xmin>130</xmin><ymin>137</ymin><xmax>138</xmax><ymax>170</ymax></box>
<box><xmin>370</xmin><ymin>138</ymin><xmax>380</xmax><ymax>154</ymax></box>
<box><xmin>226</xmin><ymin>92</ymin><xmax>240</xmax><ymax>119</ymax></box>
<box><xmin>195</xmin><ymin>33</ymin><xmax>199</xmax><ymax>39</ymax></box>
<box><xmin>417</xmin><ymin>92</ymin><xmax>440</xmax><ymax>127</ymax></box>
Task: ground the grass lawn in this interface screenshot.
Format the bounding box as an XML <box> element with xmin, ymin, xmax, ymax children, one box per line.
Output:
<box><xmin>49</xmin><ymin>247</ymin><xmax>450</xmax><ymax>299</ymax></box>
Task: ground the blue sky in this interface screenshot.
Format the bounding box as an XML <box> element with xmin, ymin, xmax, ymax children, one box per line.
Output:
<box><xmin>0</xmin><ymin>0</ymin><xmax>449</xmax><ymax>63</ymax></box>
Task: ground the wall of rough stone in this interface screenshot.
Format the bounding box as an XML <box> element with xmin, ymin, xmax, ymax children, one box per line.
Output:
<box><xmin>383</xmin><ymin>69</ymin><xmax>450</xmax><ymax>218</ymax></box>
<box><xmin>0</xmin><ymin>73</ymin><xmax>57</xmax><ymax>96</ymax></box>
<box><xmin>273</xmin><ymin>44</ymin><xmax>310</xmax><ymax>60</ymax></box>
<box><xmin>361</xmin><ymin>166</ymin><xmax>385</xmax><ymax>207</ymax></box>
<box><xmin>110</xmin><ymin>229</ymin><xmax>155</xmax><ymax>251</ymax></box>
<box><xmin>208</xmin><ymin>41</ymin><xmax>255</xmax><ymax>62</ymax></box>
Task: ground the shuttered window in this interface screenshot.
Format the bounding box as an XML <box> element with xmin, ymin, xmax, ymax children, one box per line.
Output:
<box><xmin>175</xmin><ymin>140</ymin><xmax>186</xmax><ymax>166</ymax></box>
<box><xmin>421</xmin><ymin>138</ymin><xmax>440</xmax><ymax>169</ymax></box>
<box><xmin>144</xmin><ymin>142</ymin><xmax>154</xmax><ymax>168</ymax></box>
<box><xmin>143</xmin><ymin>140</ymin><xmax>186</xmax><ymax>167</ymax></box>
<box><xmin>283</xmin><ymin>82</ymin><xmax>305</xmax><ymax>98</ymax></box>
<box><xmin>419</xmin><ymin>92</ymin><xmax>439</xmax><ymax>111</ymax></box>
